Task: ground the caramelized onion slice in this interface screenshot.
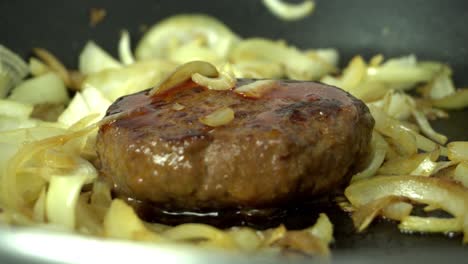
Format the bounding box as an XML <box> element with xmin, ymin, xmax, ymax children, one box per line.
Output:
<box><xmin>199</xmin><ymin>107</ymin><xmax>235</xmax><ymax>127</ymax></box>
<box><xmin>345</xmin><ymin>175</ymin><xmax>468</xmax><ymax>242</ymax></box>
<box><xmin>351</xmin><ymin>195</ymin><xmax>408</xmax><ymax>232</ymax></box>
<box><xmin>234</xmin><ymin>79</ymin><xmax>278</xmax><ymax>98</ymax></box>
<box><xmin>149</xmin><ymin>61</ymin><xmax>218</xmax><ymax>96</ymax></box>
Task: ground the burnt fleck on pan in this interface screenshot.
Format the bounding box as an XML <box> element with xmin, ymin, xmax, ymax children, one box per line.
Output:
<box><xmin>1</xmin><ymin>0</ymin><xmax>468</xmax><ymax>263</ymax></box>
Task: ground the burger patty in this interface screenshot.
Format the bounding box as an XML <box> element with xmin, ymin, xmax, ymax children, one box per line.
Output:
<box><xmin>96</xmin><ymin>79</ymin><xmax>374</xmax><ymax>214</ymax></box>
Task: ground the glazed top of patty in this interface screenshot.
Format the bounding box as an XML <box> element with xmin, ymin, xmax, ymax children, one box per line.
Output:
<box><xmin>98</xmin><ymin>79</ymin><xmax>373</xmax><ymax>211</ymax></box>
<box><xmin>104</xmin><ymin>79</ymin><xmax>361</xmax><ymax>140</ymax></box>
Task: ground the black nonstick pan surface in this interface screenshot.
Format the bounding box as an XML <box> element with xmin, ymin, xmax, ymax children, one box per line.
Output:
<box><xmin>1</xmin><ymin>0</ymin><xmax>467</xmax><ymax>263</ymax></box>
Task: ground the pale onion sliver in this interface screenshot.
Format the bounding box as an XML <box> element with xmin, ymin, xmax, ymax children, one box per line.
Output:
<box><xmin>351</xmin><ymin>132</ymin><xmax>388</xmax><ymax>182</ymax></box>
<box><xmin>199</xmin><ymin>107</ymin><xmax>235</xmax><ymax>127</ymax></box>
<box><xmin>262</xmin><ymin>0</ymin><xmax>315</xmax><ymax>21</ymax></box>
<box><xmin>191</xmin><ymin>64</ymin><xmax>236</xmax><ymax>91</ymax></box>
<box><xmin>46</xmin><ymin>174</ymin><xmax>89</xmax><ymax>230</ymax></box>
<box><xmin>149</xmin><ymin>61</ymin><xmax>219</xmax><ymax>96</ymax></box>
<box><xmin>448</xmin><ymin>142</ymin><xmax>468</xmax><ymax>162</ymax></box>
<box><xmin>234</xmin><ymin>80</ymin><xmax>278</xmax><ymax>98</ymax></box>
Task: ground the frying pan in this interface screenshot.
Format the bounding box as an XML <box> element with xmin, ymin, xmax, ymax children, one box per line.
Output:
<box><xmin>1</xmin><ymin>0</ymin><xmax>468</xmax><ymax>263</ymax></box>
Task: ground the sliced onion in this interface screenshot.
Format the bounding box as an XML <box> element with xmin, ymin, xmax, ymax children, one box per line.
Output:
<box><xmin>232</xmin><ymin>61</ymin><xmax>283</xmax><ymax>79</ymax></box>
<box><xmin>447</xmin><ymin>141</ymin><xmax>468</xmax><ymax>162</ymax></box>
<box><xmin>199</xmin><ymin>107</ymin><xmax>235</xmax><ymax>127</ymax></box>
<box><xmin>378</xmin><ymin>152</ymin><xmax>428</xmax><ymax>175</ymax></box>
<box><xmin>118</xmin><ymin>30</ymin><xmax>135</xmax><ymax>65</ymax></box>
<box><xmin>431</xmin><ymin>89</ymin><xmax>468</xmax><ymax>110</ymax></box>
<box><xmin>399</xmin><ymin>216</ymin><xmax>462</xmax><ymax>233</ymax></box>
<box><xmin>274</xmin><ymin>213</ymin><xmax>332</xmax><ymax>256</ymax></box>
<box><xmin>149</xmin><ymin>61</ymin><xmax>218</xmax><ymax>96</ymax></box>
<box><xmin>411</xmin><ymin>109</ymin><xmax>447</xmax><ymax>144</ymax></box>
<box><xmin>29</xmin><ymin>58</ymin><xmax>49</xmax><ymax>77</ymax></box>
<box><xmin>234</xmin><ymin>80</ymin><xmax>278</xmax><ymax>98</ymax></box>
<box><xmin>33</xmin><ymin>48</ymin><xmax>71</xmax><ymax>87</ymax></box>
<box><xmin>381</xmin><ymin>201</ymin><xmax>413</xmax><ymax>221</ymax></box>
<box><xmin>79</xmin><ymin>41</ymin><xmax>121</xmax><ymax>75</ymax></box>
<box><xmin>368</xmin><ymin>105</ymin><xmax>417</xmax><ymax>156</ymax></box>
<box><xmin>46</xmin><ymin>174</ymin><xmax>89</xmax><ymax>230</ymax></box>
<box><xmin>306</xmin><ymin>213</ymin><xmax>334</xmax><ymax>244</ymax></box>
<box><xmin>351</xmin><ymin>132</ymin><xmax>388</xmax><ymax>182</ymax></box>
<box><xmin>345</xmin><ymin>175</ymin><xmax>468</xmax><ymax>242</ymax></box>
<box><xmin>351</xmin><ymin>195</ymin><xmax>407</xmax><ymax>232</ymax></box>
<box><xmin>136</xmin><ymin>14</ymin><xmax>239</xmax><ymax>61</ymax></box>
<box><xmin>191</xmin><ymin>64</ymin><xmax>236</xmax><ymax>91</ymax></box>
<box><xmin>0</xmin><ymin>45</ymin><xmax>29</xmax><ymax>98</ymax></box>
<box><xmin>104</xmin><ymin>199</ymin><xmax>162</xmax><ymax>242</ymax></box>
<box><xmin>340</xmin><ymin>56</ymin><xmax>367</xmax><ymax>91</ymax></box>
<box><xmin>230</xmin><ymin>38</ymin><xmax>327</xmax><ymax>80</ymax></box>
<box><xmin>262</xmin><ymin>0</ymin><xmax>315</xmax><ymax>21</ymax></box>
<box><xmin>454</xmin><ymin>162</ymin><xmax>468</xmax><ymax>187</ymax></box>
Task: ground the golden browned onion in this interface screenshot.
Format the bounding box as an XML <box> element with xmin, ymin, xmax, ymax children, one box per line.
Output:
<box><xmin>345</xmin><ymin>175</ymin><xmax>468</xmax><ymax>242</ymax></box>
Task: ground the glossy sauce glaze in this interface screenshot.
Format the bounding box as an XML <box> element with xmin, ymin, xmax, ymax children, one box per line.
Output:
<box><xmin>96</xmin><ymin>79</ymin><xmax>374</xmax><ymax>225</ymax></box>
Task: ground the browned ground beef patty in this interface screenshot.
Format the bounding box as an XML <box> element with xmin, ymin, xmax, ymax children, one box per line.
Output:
<box><xmin>96</xmin><ymin>79</ymin><xmax>374</xmax><ymax>213</ymax></box>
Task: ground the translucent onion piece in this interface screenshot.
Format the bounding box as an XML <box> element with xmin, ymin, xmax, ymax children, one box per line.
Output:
<box><xmin>199</xmin><ymin>107</ymin><xmax>235</xmax><ymax>127</ymax></box>
<box><xmin>191</xmin><ymin>64</ymin><xmax>236</xmax><ymax>90</ymax></box>
<box><xmin>351</xmin><ymin>196</ymin><xmax>407</xmax><ymax>232</ymax></box>
<box><xmin>427</xmin><ymin>71</ymin><xmax>456</xmax><ymax>100</ymax></box>
<box><xmin>431</xmin><ymin>89</ymin><xmax>468</xmax><ymax>110</ymax></box>
<box><xmin>33</xmin><ymin>48</ymin><xmax>71</xmax><ymax>87</ymax></box>
<box><xmin>169</xmin><ymin>42</ymin><xmax>221</xmax><ymax>65</ymax></box>
<box><xmin>234</xmin><ymin>80</ymin><xmax>278</xmax><ymax>98</ymax></box>
<box><xmin>232</xmin><ymin>61</ymin><xmax>283</xmax><ymax>79</ymax></box>
<box><xmin>345</xmin><ymin>175</ymin><xmax>468</xmax><ymax>242</ymax></box>
<box><xmin>46</xmin><ymin>174</ymin><xmax>89</xmax><ymax>230</ymax></box>
<box><xmin>0</xmin><ymin>45</ymin><xmax>29</xmax><ymax>98</ymax></box>
<box><xmin>368</xmin><ymin>105</ymin><xmax>417</xmax><ymax>156</ymax></box>
<box><xmin>32</xmin><ymin>187</ymin><xmax>46</xmax><ymax>222</ymax></box>
<box><xmin>9</xmin><ymin>72</ymin><xmax>69</xmax><ymax>105</ymax></box>
<box><xmin>135</xmin><ymin>14</ymin><xmax>239</xmax><ymax>60</ymax></box>
<box><xmin>378</xmin><ymin>152</ymin><xmax>428</xmax><ymax>175</ymax></box>
<box><xmin>149</xmin><ymin>61</ymin><xmax>218</xmax><ymax>96</ymax></box>
<box><xmin>83</xmin><ymin>59</ymin><xmax>177</xmax><ymax>101</ymax></box>
<box><xmin>262</xmin><ymin>0</ymin><xmax>315</xmax><ymax>21</ymax></box>
<box><xmin>29</xmin><ymin>58</ymin><xmax>49</xmax><ymax>77</ymax></box>
<box><xmin>411</xmin><ymin>109</ymin><xmax>447</xmax><ymax>144</ymax></box>
<box><xmin>163</xmin><ymin>223</ymin><xmax>235</xmax><ymax>248</ymax></box>
<box><xmin>0</xmin><ymin>99</ymin><xmax>33</xmax><ymax>119</ymax></box>
<box><xmin>79</xmin><ymin>41</ymin><xmax>121</xmax><ymax>75</ymax></box>
<box><xmin>454</xmin><ymin>162</ymin><xmax>468</xmax><ymax>188</ymax></box>
<box><xmin>230</xmin><ymin>38</ymin><xmax>327</xmax><ymax>80</ymax></box>
<box><xmin>381</xmin><ymin>201</ymin><xmax>413</xmax><ymax>221</ymax></box>
<box><xmin>367</xmin><ymin>55</ymin><xmax>440</xmax><ymax>85</ymax></box>
<box><xmin>228</xmin><ymin>227</ymin><xmax>261</xmax><ymax>252</ymax></box>
<box><xmin>307</xmin><ymin>213</ymin><xmax>334</xmax><ymax>244</ymax></box>
<box><xmin>447</xmin><ymin>141</ymin><xmax>468</xmax><ymax>162</ymax></box>
<box><xmin>351</xmin><ymin>132</ymin><xmax>388</xmax><ymax>182</ymax></box>
<box><xmin>340</xmin><ymin>56</ymin><xmax>367</xmax><ymax>91</ymax></box>
<box><xmin>118</xmin><ymin>30</ymin><xmax>135</xmax><ymax>65</ymax></box>
<box><xmin>104</xmin><ymin>199</ymin><xmax>162</xmax><ymax>242</ymax></box>
<box><xmin>399</xmin><ymin>216</ymin><xmax>463</xmax><ymax>233</ymax></box>
<box><xmin>410</xmin><ymin>156</ymin><xmax>438</xmax><ymax>177</ymax></box>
